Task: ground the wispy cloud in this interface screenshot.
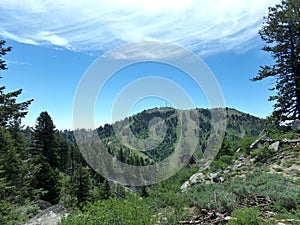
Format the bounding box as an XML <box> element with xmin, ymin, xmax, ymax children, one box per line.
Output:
<box><xmin>0</xmin><ymin>0</ymin><xmax>280</xmax><ymax>55</ymax></box>
<box><xmin>7</xmin><ymin>59</ymin><xmax>30</xmax><ymax>66</ymax></box>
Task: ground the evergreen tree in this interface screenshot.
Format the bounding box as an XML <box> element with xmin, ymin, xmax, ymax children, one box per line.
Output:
<box><xmin>252</xmin><ymin>0</ymin><xmax>300</xmax><ymax>124</ymax></box>
<box><xmin>0</xmin><ymin>41</ymin><xmax>33</xmax><ymax>127</ymax></box>
<box><xmin>58</xmin><ymin>172</ymin><xmax>77</xmax><ymax>207</ymax></box>
<box><xmin>32</xmin><ymin>112</ymin><xmax>60</xmax><ymax>203</ymax></box>
<box><xmin>58</xmin><ymin>136</ymin><xmax>70</xmax><ymax>172</ymax></box>
<box><xmin>98</xmin><ymin>179</ymin><xmax>111</xmax><ymax>200</ymax></box>
<box><xmin>32</xmin><ymin>157</ymin><xmax>59</xmax><ymax>203</ymax></box>
<box><xmin>0</xmin><ymin>40</ymin><xmax>33</xmax><ymax>203</ymax></box>
<box><xmin>33</xmin><ymin>111</ymin><xmax>59</xmax><ymax>168</ymax></box>
<box><xmin>0</xmin><ymin>126</ymin><xmax>18</xmax><ymax>199</ymax></box>
<box><xmin>71</xmin><ymin>163</ymin><xmax>91</xmax><ymax>206</ymax></box>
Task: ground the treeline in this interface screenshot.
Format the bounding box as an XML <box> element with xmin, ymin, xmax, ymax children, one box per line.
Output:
<box><xmin>0</xmin><ymin>109</ymin><xmax>113</xmax><ymax>208</ymax></box>
<box><xmin>0</xmin><ymin>41</ymin><xmax>116</xmax><ymax>224</ymax></box>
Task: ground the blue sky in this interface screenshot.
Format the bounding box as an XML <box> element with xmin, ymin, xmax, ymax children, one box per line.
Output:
<box><xmin>0</xmin><ymin>0</ymin><xmax>279</xmax><ymax>130</ymax></box>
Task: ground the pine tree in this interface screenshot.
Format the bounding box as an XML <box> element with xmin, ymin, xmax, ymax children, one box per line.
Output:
<box><xmin>33</xmin><ymin>111</ymin><xmax>59</xmax><ymax>168</ymax></box>
<box><xmin>0</xmin><ymin>40</ymin><xmax>33</xmax><ymax>203</ymax></box>
<box><xmin>252</xmin><ymin>0</ymin><xmax>300</xmax><ymax>124</ymax></box>
<box><xmin>32</xmin><ymin>111</ymin><xmax>60</xmax><ymax>203</ymax></box>
<box><xmin>58</xmin><ymin>136</ymin><xmax>70</xmax><ymax>172</ymax></box>
<box><xmin>0</xmin><ymin>40</ymin><xmax>33</xmax><ymax>127</ymax></box>
<box><xmin>32</xmin><ymin>157</ymin><xmax>59</xmax><ymax>203</ymax></box>
<box><xmin>71</xmin><ymin>163</ymin><xmax>91</xmax><ymax>206</ymax></box>
<box><xmin>0</xmin><ymin>126</ymin><xmax>18</xmax><ymax>199</ymax></box>
<box><xmin>98</xmin><ymin>179</ymin><xmax>111</xmax><ymax>200</ymax></box>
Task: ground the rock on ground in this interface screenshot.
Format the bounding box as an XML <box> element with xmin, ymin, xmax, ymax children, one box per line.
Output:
<box><xmin>25</xmin><ymin>205</ymin><xmax>68</xmax><ymax>225</ymax></box>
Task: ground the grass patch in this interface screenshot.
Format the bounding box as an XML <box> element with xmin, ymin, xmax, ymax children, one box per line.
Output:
<box><xmin>228</xmin><ymin>207</ymin><xmax>262</xmax><ymax>225</ymax></box>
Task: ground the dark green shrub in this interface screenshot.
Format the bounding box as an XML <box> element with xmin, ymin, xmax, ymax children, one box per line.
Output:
<box><xmin>252</xmin><ymin>143</ymin><xmax>275</xmax><ymax>163</ymax></box>
<box><xmin>274</xmin><ymin>167</ymin><xmax>283</xmax><ymax>172</ymax></box>
<box><xmin>0</xmin><ymin>200</ymin><xmax>38</xmax><ymax>225</ymax></box>
<box><xmin>211</xmin><ymin>155</ymin><xmax>233</xmax><ymax>170</ymax></box>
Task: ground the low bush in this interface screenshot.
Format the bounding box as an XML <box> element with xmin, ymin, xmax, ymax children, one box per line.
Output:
<box><xmin>59</xmin><ymin>196</ymin><xmax>155</xmax><ymax>225</ymax></box>
<box><xmin>188</xmin><ymin>171</ymin><xmax>300</xmax><ymax>214</ymax></box>
<box><xmin>188</xmin><ymin>183</ymin><xmax>236</xmax><ymax>213</ymax></box>
<box><xmin>252</xmin><ymin>143</ymin><xmax>275</xmax><ymax>163</ymax></box>
<box><xmin>227</xmin><ymin>207</ymin><xmax>262</xmax><ymax>225</ymax></box>
<box><xmin>0</xmin><ymin>200</ymin><xmax>38</xmax><ymax>225</ymax></box>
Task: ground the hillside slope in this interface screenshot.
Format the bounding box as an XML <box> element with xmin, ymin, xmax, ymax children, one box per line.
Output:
<box><xmin>96</xmin><ymin>107</ymin><xmax>266</xmax><ymax>164</ymax></box>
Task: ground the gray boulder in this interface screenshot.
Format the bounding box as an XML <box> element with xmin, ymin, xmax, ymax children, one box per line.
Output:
<box><xmin>25</xmin><ymin>205</ymin><xmax>69</xmax><ymax>225</ymax></box>
<box><xmin>269</xmin><ymin>141</ymin><xmax>280</xmax><ymax>151</ymax></box>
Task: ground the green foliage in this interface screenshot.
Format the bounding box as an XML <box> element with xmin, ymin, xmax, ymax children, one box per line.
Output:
<box><xmin>59</xmin><ymin>196</ymin><xmax>155</xmax><ymax>225</ymax></box>
<box><xmin>233</xmin><ymin>172</ymin><xmax>300</xmax><ymax>210</ymax></box>
<box><xmin>88</xmin><ymin>179</ymin><xmax>111</xmax><ymax>202</ymax></box>
<box><xmin>238</xmin><ymin>135</ymin><xmax>257</xmax><ymax>155</ymax></box>
<box><xmin>274</xmin><ymin>167</ymin><xmax>283</xmax><ymax>173</ymax></box>
<box><xmin>228</xmin><ymin>207</ymin><xmax>262</xmax><ymax>225</ymax></box>
<box><xmin>211</xmin><ymin>154</ymin><xmax>233</xmax><ymax>170</ymax></box>
<box><xmin>226</xmin><ymin>109</ymin><xmax>266</xmax><ymax>139</ymax></box>
<box><xmin>252</xmin><ymin>0</ymin><xmax>300</xmax><ymax>124</ymax></box>
<box><xmin>0</xmin><ymin>126</ymin><xmax>19</xmax><ymax>198</ymax></box>
<box><xmin>71</xmin><ymin>163</ymin><xmax>92</xmax><ymax>206</ymax></box>
<box><xmin>252</xmin><ymin>143</ymin><xmax>275</xmax><ymax>163</ymax></box>
<box><xmin>58</xmin><ymin>173</ymin><xmax>77</xmax><ymax>208</ymax></box>
<box><xmin>188</xmin><ymin>171</ymin><xmax>300</xmax><ymax>214</ymax></box>
<box><xmin>275</xmin><ymin>209</ymin><xmax>300</xmax><ymax>220</ymax></box>
<box><xmin>97</xmin><ymin>107</ymin><xmax>265</xmax><ymax>165</ymax></box>
<box><xmin>31</xmin><ymin>112</ymin><xmax>60</xmax><ymax>203</ymax></box>
<box><xmin>0</xmin><ymin>40</ymin><xmax>33</xmax><ymax>127</ymax></box>
<box><xmin>188</xmin><ymin>183</ymin><xmax>236</xmax><ymax>213</ymax></box>
<box><xmin>33</xmin><ymin>111</ymin><xmax>60</xmax><ymax>168</ymax></box>
<box><xmin>0</xmin><ymin>40</ymin><xmax>35</xmax><ymax>205</ymax></box>
<box><xmin>282</xmin><ymin>161</ymin><xmax>293</xmax><ymax>168</ymax></box>
<box><xmin>268</xmin><ymin>129</ymin><xmax>299</xmax><ymax>140</ymax></box>
<box><xmin>33</xmin><ymin>158</ymin><xmax>60</xmax><ymax>203</ymax></box>
<box><xmin>0</xmin><ymin>200</ymin><xmax>38</xmax><ymax>225</ymax></box>
<box><xmin>146</xmin><ymin>166</ymin><xmax>198</xmax><ymax>222</ymax></box>
<box><xmin>2</xmin><ymin>36</ymin><xmax>300</xmax><ymax>224</ymax></box>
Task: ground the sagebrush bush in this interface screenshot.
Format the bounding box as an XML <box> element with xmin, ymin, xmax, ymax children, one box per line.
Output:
<box><xmin>188</xmin><ymin>171</ymin><xmax>300</xmax><ymax>214</ymax></box>
<box><xmin>188</xmin><ymin>183</ymin><xmax>236</xmax><ymax>213</ymax></box>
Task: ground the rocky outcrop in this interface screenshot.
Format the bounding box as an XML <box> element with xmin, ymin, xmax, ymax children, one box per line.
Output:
<box><xmin>25</xmin><ymin>204</ymin><xmax>69</xmax><ymax>225</ymax></box>
<box><xmin>250</xmin><ymin>135</ymin><xmax>274</xmax><ymax>149</ymax></box>
<box><xmin>250</xmin><ymin>133</ymin><xmax>300</xmax><ymax>151</ymax></box>
<box><xmin>269</xmin><ymin>141</ymin><xmax>280</xmax><ymax>151</ymax></box>
<box><xmin>181</xmin><ymin>129</ymin><xmax>300</xmax><ymax>192</ymax></box>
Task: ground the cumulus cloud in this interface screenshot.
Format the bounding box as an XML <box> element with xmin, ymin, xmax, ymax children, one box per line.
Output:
<box><xmin>0</xmin><ymin>0</ymin><xmax>280</xmax><ymax>55</ymax></box>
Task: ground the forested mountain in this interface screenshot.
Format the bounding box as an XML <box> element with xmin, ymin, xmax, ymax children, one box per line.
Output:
<box><xmin>0</xmin><ymin>39</ymin><xmax>269</xmax><ymax>223</ymax></box>
<box><xmin>96</xmin><ymin>107</ymin><xmax>266</xmax><ymax>164</ymax></box>
<box><xmin>0</xmin><ymin>102</ymin><xmax>267</xmax><ymax>223</ymax></box>
<box><xmin>2</xmin><ymin>1</ymin><xmax>299</xmax><ymax>222</ymax></box>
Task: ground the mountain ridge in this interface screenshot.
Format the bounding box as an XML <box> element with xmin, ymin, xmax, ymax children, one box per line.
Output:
<box><xmin>96</xmin><ymin>107</ymin><xmax>266</xmax><ymax>164</ymax></box>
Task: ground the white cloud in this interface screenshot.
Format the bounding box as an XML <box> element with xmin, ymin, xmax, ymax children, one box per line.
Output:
<box><xmin>37</xmin><ymin>31</ymin><xmax>69</xmax><ymax>46</ymax></box>
<box><xmin>0</xmin><ymin>0</ymin><xmax>280</xmax><ymax>55</ymax></box>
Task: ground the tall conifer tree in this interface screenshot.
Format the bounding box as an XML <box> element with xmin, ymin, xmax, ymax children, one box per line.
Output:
<box><xmin>252</xmin><ymin>0</ymin><xmax>300</xmax><ymax>124</ymax></box>
<box><xmin>32</xmin><ymin>111</ymin><xmax>60</xmax><ymax>203</ymax></box>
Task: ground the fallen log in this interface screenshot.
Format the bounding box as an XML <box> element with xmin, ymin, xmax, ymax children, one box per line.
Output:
<box><xmin>179</xmin><ymin>210</ymin><xmax>227</xmax><ymax>225</ymax></box>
